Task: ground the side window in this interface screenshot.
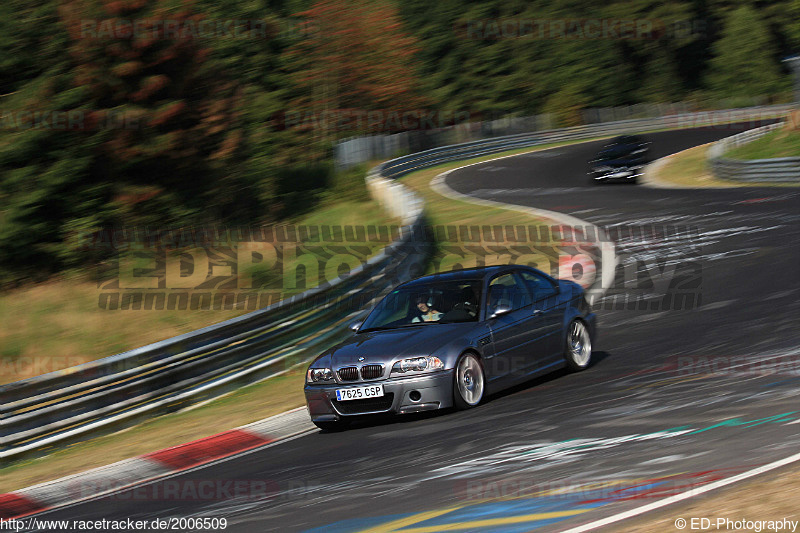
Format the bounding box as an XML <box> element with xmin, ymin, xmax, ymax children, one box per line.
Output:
<box><xmin>487</xmin><ymin>273</ymin><xmax>531</xmax><ymax>313</ymax></box>
<box><xmin>519</xmin><ymin>270</ymin><xmax>557</xmax><ymax>302</ymax></box>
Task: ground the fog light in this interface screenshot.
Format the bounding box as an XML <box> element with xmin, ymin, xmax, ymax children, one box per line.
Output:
<box><xmin>409</xmin><ymin>390</ymin><xmax>421</xmax><ymax>402</ymax></box>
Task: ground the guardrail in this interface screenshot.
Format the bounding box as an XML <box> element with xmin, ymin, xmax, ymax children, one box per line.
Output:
<box><xmin>708</xmin><ymin>122</ymin><xmax>800</xmax><ymax>182</ymax></box>
<box><xmin>0</xmin><ymin>177</ymin><xmax>429</xmax><ymax>461</ymax></box>
<box><xmin>2</xmin><ymin>103</ymin><xmax>793</xmax><ymax>462</ymax></box>
<box><xmin>338</xmin><ymin>104</ymin><xmax>794</xmax><ymax>171</ymax></box>
<box><xmin>377</xmin><ymin>105</ymin><xmax>793</xmax><ymax>179</ymax></box>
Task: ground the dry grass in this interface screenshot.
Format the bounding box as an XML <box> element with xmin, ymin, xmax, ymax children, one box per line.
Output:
<box><xmin>652</xmin><ymin>143</ymin><xmax>800</xmax><ymax>188</ymax></box>
<box><xmin>652</xmin><ymin>144</ymin><xmax>739</xmax><ymax>188</ymax></box>
<box><xmin>0</xmin><ymin>279</ymin><xmax>238</xmax><ymax>383</ymax></box>
<box><xmin>0</xmin><ymin>199</ymin><xmax>396</xmax><ymax>385</ymax></box>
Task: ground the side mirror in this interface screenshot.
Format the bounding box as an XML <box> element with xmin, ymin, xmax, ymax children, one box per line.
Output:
<box><xmin>349</xmin><ymin>321</ymin><xmax>363</xmax><ymax>332</ymax></box>
<box><xmin>490</xmin><ymin>306</ymin><xmax>512</xmax><ymax>319</ymax></box>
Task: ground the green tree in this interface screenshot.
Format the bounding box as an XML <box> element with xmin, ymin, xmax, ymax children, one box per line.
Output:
<box><xmin>541</xmin><ymin>85</ymin><xmax>590</xmax><ymax>127</ymax></box>
<box><xmin>284</xmin><ymin>0</ymin><xmax>428</xmax><ymax>158</ymax></box>
<box><xmin>706</xmin><ymin>5</ymin><xmax>787</xmax><ymax>99</ymax></box>
<box><xmin>0</xmin><ymin>0</ymin><xmax>69</xmax><ymax>95</ymax></box>
<box><xmin>0</xmin><ymin>0</ymin><xmax>262</xmax><ymax>283</ymax></box>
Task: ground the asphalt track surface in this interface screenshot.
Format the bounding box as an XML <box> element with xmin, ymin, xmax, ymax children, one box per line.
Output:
<box><xmin>33</xmin><ymin>124</ymin><xmax>800</xmax><ymax>532</ymax></box>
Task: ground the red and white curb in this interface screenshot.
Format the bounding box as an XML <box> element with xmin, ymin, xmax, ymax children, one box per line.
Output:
<box><xmin>0</xmin><ymin>407</ymin><xmax>315</xmax><ymax>520</ymax></box>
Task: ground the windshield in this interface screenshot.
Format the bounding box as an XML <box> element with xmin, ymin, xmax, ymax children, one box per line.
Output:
<box><xmin>596</xmin><ymin>145</ymin><xmax>637</xmax><ymax>161</ymax></box>
<box><xmin>360</xmin><ymin>280</ymin><xmax>482</xmax><ymax>331</ymax></box>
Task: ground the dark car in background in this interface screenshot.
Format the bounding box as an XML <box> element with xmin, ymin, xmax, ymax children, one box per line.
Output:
<box><xmin>589</xmin><ymin>135</ymin><xmax>651</xmax><ymax>184</ymax></box>
<box><xmin>304</xmin><ymin>265</ymin><xmax>597</xmax><ymax>430</ymax></box>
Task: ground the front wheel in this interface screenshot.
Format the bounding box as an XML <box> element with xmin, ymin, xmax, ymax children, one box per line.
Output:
<box><xmin>564</xmin><ymin>320</ymin><xmax>592</xmax><ymax>371</ymax></box>
<box><xmin>453</xmin><ymin>353</ymin><xmax>485</xmax><ymax>410</ymax></box>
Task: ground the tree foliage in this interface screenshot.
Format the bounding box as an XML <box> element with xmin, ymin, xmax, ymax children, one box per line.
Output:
<box><xmin>283</xmin><ymin>0</ymin><xmax>428</xmax><ymax>158</ymax></box>
<box><xmin>706</xmin><ymin>5</ymin><xmax>787</xmax><ymax>99</ymax></box>
<box><xmin>0</xmin><ymin>0</ymin><xmax>796</xmax><ymax>285</ymax></box>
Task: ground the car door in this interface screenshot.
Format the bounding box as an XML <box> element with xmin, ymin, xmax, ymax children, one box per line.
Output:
<box><xmin>484</xmin><ymin>271</ymin><xmax>536</xmax><ymax>382</ymax></box>
<box><xmin>519</xmin><ymin>269</ymin><xmax>565</xmax><ymax>368</ymax></box>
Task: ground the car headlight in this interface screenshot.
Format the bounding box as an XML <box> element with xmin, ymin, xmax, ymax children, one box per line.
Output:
<box><xmin>391</xmin><ymin>356</ymin><xmax>445</xmax><ymax>374</ymax></box>
<box><xmin>307</xmin><ymin>367</ymin><xmax>333</xmax><ymax>383</ymax></box>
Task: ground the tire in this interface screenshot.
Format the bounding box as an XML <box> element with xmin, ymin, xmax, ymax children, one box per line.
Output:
<box><xmin>313</xmin><ymin>420</ymin><xmax>348</xmax><ymax>432</ymax></box>
<box><xmin>453</xmin><ymin>352</ymin><xmax>485</xmax><ymax>410</ymax></box>
<box><xmin>564</xmin><ymin>320</ymin><xmax>592</xmax><ymax>371</ymax></box>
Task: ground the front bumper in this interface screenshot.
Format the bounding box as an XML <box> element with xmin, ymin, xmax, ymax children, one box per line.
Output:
<box><xmin>591</xmin><ymin>168</ymin><xmax>644</xmax><ymax>181</ymax></box>
<box><xmin>304</xmin><ymin>370</ymin><xmax>455</xmax><ymax>422</ymax></box>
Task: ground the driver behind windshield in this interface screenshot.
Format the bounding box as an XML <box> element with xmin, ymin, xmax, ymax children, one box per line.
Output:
<box><xmin>412</xmin><ymin>295</ymin><xmax>442</xmax><ymax>323</ymax></box>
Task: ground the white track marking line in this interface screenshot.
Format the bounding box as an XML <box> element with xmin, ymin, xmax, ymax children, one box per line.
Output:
<box><xmin>428</xmin><ymin>144</ymin><xmax>800</xmax><ymax>532</ymax></box>
<box><xmin>430</xmin><ymin>151</ymin><xmax>617</xmax><ymax>304</ymax></box>
<box><xmin>560</xmin><ymin>450</ymin><xmax>800</xmax><ymax>532</ymax></box>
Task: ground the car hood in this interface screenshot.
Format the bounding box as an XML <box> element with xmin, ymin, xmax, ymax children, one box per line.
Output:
<box><xmin>326</xmin><ymin>322</ymin><xmax>476</xmax><ymax>366</ymax></box>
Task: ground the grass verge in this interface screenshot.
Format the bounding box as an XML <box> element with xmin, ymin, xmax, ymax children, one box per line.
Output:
<box><xmin>650</xmin><ymin>143</ymin><xmax>800</xmax><ymax>188</ymax></box>
<box><xmin>0</xmin><ymin>198</ymin><xmax>396</xmax><ymax>385</ymax></box>
<box><xmin>395</xmin><ymin>139</ymin><xmax>614</xmax><ymax>225</ymax></box>
<box><xmin>726</xmin><ymin>127</ymin><xmax>800</xmax><ymax>160</ymax></box>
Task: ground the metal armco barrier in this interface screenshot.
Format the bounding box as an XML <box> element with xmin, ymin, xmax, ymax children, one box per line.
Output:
<box><xmin>708</xmin><ymin>122</ymin><xmax>800</xmax><ymax>182</ymax></box>
<box><xmin>378</xmin><ymin>105</ymin><xmax>793</xmax><ymax>179</ymax></box>
<box><xmin>0</xmin><ymin>177</ymin><xmax>429</xmax><ymax>461</ymax></box>
<box><xmin>340</xmin><ymin>104</ymin><xmax>794</xmax><ymax>174</ymax></box>
<box><xmin>1</xmin><ymin>104</ymin><xmax>793</xmax><ymax>462</ymax></box>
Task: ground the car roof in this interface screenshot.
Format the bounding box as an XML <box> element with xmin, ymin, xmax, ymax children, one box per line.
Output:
<box><xmin>401</xmin><ymin>265</ymin><xmax>526</xmax><ymax>288</ymax></box>
<box><xmin>610</xmin><ymin>135</ymin><xmax>642</xmax><ymax>144</ymax></box>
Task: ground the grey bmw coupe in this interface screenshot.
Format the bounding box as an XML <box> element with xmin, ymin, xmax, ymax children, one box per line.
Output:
<box><xmin>304</xmin><ymin>265</ymin><xmax>597</xmax><ymax>430</ymax></box>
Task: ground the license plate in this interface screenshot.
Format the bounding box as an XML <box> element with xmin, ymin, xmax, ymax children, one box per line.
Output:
<box><xmin>336</xmin><ymin>385</ymin><xmax>384</xmax><ymax>401</ymax></box>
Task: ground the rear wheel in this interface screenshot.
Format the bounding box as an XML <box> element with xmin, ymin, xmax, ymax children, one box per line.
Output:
<box><xmin>453</xmin><ymin>353</ymin><xmax>485</xmax><ymax>410</ymax></box>
<box><xmin>564</xmin><ymin>320</ymin><xmax>592</xmax><ymax>371</ymax></box>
